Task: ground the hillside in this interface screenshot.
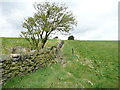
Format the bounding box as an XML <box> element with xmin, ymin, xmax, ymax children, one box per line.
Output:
<box><xmin>1</xmin><ymin>38</ymin><xmax>118</xmax><ymax>88</ymax></box>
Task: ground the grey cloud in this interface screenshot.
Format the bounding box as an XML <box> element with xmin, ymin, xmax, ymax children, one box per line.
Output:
<box><xmin>0</xmin><ymin>0</ymin><xmax>118</xmax><ymax>40</ymax></box>
<box><xmin>1</xmin><ymin>2</ymin><xmax>24</xmax><ymax>15</ymax></box>
<box><xmin>0</xmin><ymin>2</ymin><xmax>34</xmax><ymax>37</ymax></box>
<box><xmin>71</xmin><ymin>27</ymin><xmax>94</xmax><ymax>35</ymax></box>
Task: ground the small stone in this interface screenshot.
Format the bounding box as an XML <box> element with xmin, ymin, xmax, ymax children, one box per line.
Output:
<box><xmin>0</xmin><ymin>63</ymin><xmax>2</xmax><ymax>65</ymax></box>
<box><xmin>12</xmin><ymin>57</ymin><xmax>20</xmax><ymax>61</ymax></box>
<box><xmin>11</xmin><ymin>54</ymin><xmax>20</xmax><ymax>58</ymax></box>
<box><xmin>30</xmin><ymin>50</ymin><xmax>36</xmax><ymax>53</ymax></box>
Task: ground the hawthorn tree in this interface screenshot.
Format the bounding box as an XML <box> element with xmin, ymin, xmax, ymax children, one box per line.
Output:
<box><xmin>20</xmin><ymin>2</ymin><xmax>77</xmax><ymax>50</ymax></box>
<box><xmin>68</xmin><ymin>35</ymin><xmax>74</xmax><ymax>40</ymax></box>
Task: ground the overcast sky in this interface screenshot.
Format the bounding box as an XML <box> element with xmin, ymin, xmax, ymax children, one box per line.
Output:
<box><xmin>0</xmin><ymin>0</ymin><xmax>119</xmax><ymax>40</ymax></box>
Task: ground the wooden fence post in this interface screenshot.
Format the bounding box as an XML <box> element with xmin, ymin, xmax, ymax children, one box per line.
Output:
<box><xmin>72</xmin><ymin>48</ymin><xmax>74</xmax><ymax>56</ymax></box>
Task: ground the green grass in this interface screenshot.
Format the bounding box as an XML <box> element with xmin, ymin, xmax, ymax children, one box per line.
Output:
<box><xmin>1</xmin><ymin>37</ymin><xmax>30</xmax><ymax>55</ymax></box>
<box><xmin>62</xmin><ymin>40</ymin><xmax>118</xmax><ymax>88</ymax></box>
<box><xmin>0</xmin><ymin>37</ymin><xmax>59</xmax><ymax>55</ymax></box>
<box><xmin>2</xmin><ymin>38</ymin><xmax>118</xmax><ymax>88</ymax></box>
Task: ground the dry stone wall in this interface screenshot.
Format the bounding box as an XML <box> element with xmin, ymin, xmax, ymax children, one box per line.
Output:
<box><xmin>1</xmin><ymin>49</ymin><xmax>57</xmax><ymax>85</ymax></box>
<box><xmin>0</xmin><ymin>40</ymin><xmax>64</xmax><ymax>85</ymax></box>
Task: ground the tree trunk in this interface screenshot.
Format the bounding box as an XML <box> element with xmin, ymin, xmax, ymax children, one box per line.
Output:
<box><xmin>41</xmin><ymin>38</ymin><xmax>47</xmax><ymax>48</ymax></box>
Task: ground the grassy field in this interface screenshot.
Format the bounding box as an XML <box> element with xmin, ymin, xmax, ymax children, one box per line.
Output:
<box><xmin>0</xmin><ymin>37</ymin><xmax>59</xmax><ymax>55</ymax></box>
<box><xmin>1</xmin><ymin>38</ymin><xmax>118</xmax><ymax>88</ymax></box>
